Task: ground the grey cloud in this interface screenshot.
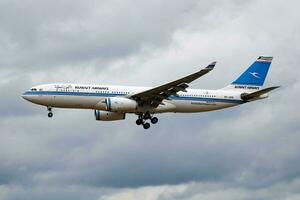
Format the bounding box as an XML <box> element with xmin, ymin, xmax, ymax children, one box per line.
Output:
<box><xmin>0</xmin><ymin>0</ymin><xmax>201</xmax><ymax>71</ymax></box>
<box><xmin>0</xmin><ymin>0</ymin><xmax>300</xmax><ymax>199</ymax></box>
<box><xmin>0</xmin><ymin>74</ymin><xmax>38</xmax><ymax>117</ymax></box>
<box><xmin>172</xmin><ymin>180</ymin><xmax>300</xmax><ymax>200</ymax></box>
<box><xmin>2</xmin><ymin>180</ymin><xmax>300</xmax><ymax>200</ymax></box>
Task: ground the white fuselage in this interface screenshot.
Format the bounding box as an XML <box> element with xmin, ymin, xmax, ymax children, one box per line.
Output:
<box><xmin>22</xmin><ymin>83</ymin><xmax>245</xmax><ymax>114</ymax></box>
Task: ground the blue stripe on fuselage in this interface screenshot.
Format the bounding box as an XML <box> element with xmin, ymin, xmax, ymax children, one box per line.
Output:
<box><xmin>23</xmin><ymin>91</ymin><xmax>244</xmax><ymax>104</ymax></box>
<box><xmin>23</xmin><ymin>91</ymin><xmax>123</xmax><ymax>97</ymax></box>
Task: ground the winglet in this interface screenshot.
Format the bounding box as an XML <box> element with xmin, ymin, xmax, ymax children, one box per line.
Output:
<box><xmin>206</xmin><ymin>61</ymin><xmax>216</xmax><ymax>70</ymax></box>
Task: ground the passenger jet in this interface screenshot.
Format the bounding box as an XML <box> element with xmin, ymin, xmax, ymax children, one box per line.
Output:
<box><xmin>22</xmin><ymin>56</ymin><xmax>279</xmax><ymax>129</ymax></box>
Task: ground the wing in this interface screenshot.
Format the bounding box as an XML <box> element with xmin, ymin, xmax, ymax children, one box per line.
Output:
<box><xmin>130</xmin><ymin>62</ymin><xmax>216</xmax><ymax>107</ymax></box>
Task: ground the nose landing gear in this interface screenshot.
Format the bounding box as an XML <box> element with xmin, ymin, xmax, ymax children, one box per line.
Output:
<box><xmin>47</xmin><ymin>106</ymin><xmax>53</xmax><ymax>118</ymax></box>
<box><xmin>136</xmin><ymin>112</ymin><xmax>158</xmax><ymax>129</ymax></box>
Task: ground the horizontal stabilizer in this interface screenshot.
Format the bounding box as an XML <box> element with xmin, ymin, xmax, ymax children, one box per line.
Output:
<box><xmin>241</xmin><ymin>86</ymin><xmax>280</xmax><ymax>101</ymax></box>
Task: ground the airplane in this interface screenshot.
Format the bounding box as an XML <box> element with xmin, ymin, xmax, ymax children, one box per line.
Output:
<box><xmin>22</xmin><ymin>56</ymin><xmax>279</xmax><ymax>129</ymax></box>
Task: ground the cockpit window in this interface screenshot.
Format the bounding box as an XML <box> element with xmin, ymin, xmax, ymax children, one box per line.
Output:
<box><xmin>31</xmin><ymin>88</ymin><xmax>37</xmax><ymax>91</ymax></box>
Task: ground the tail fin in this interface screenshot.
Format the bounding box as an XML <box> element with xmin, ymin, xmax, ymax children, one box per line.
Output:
<box><xmin>222</xmin><ymin>56</ymin><xmax>273</xmax><ymax>91</ymax></box>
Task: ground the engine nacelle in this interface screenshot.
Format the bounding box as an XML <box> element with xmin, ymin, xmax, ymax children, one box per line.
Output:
<box><xmin>105</xmin><ymin>97</ymin><xmax>137</xmax><ymax>112</ymax></box>
<box><xmin>94</xmin><ymin>110</ymin><xmax>125</xmax><ymax>121</ymax></box>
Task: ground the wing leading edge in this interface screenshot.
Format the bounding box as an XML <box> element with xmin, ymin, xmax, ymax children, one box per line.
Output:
<box><xmin>130</xmin><ymin>62</ymin><xmax>216</xmax><ymax>107</ymax></box>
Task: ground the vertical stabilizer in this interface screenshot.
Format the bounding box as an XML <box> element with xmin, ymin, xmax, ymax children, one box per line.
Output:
<box><xmin>222</xmin><ymin>56</ymin><xmax>273</xmax><ymax>91</ymax></box>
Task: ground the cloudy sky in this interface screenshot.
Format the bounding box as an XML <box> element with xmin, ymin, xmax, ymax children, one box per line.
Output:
<box><xmin>0</xmin><ymin>0</ymin><xmax>300</xmax><ymax>199</ymax></box>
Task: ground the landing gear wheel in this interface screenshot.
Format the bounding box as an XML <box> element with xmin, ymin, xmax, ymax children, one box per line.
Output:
<box><xmin>48</xmin><ymin>112</ymin><xmax>53</xmax><ymax>118</ymax></box>
<box><xmin>136</xmin><ymin>118</ymin><xmax>143</xmax><ymax>125</ymax></box>
<box><xmin>47</xmin><ymin>106</ymin><xmax>52</xmax><ymax>112</ymax></box>
<box><xmin>151</xmin><ymin>117</ymin><xmax>158</xmax><ymax>124</ymax></box>
<box><xmin>144</xmin><ymin>112</ymin><xmax>151</xmax><ymax>120</ymax></box>
<box><xmin>143</xmin><ymin>122</ymin><xmax>150</xmax><ymax>129</ymax></box>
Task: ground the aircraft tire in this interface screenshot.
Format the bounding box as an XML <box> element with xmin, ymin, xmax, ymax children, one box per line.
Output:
<box><xmin>136</xmin><ymin>119</ymin><xmax>143</xmax><ymax>125</ymax></box>
<box><xmin>144</xmin><ymin>112</ymin><xmax>151</xmax><ymax>120</ymax></box>
<box><xmin>151</xmin><ymin>117</ymin><xmax>158</xmax><ymax>124</ymax></box>
<box><xmin>48</xmin><ymin>112</ymin><xmax>53</xmax><ymax>118</ymax></box>
<box><xmin>143</xmin><ymin>122</ymin><xmax>150</xmax><ymax>129</ymax></box>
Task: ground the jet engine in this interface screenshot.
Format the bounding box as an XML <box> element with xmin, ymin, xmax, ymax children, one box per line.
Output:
<box><xmin>105</xmin><ymin>97</ymin><xmax>137</xmax><ymax>112</ymax></box>
<box><xmin>94</xmin><ymin>110</ymin><xmax>125</xmax><ymax>121</ymax></box>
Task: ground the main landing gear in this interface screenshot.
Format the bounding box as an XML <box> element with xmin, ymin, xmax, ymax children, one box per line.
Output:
<box><xmin>47</xmin><ymin>106</ymin><xmax>53</xmax><ymax>118</ymax></box>
<box><xmin>136</xmin><ymin>112</ymin><xmax>158</xmax><ymax>130</ymax></box>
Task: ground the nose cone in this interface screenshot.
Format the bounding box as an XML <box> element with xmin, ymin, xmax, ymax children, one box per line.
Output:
<box><xmin>21</xmin><ymin>92</ymin><xmax>32</xmax><ymax>102</ymax></box>
<box><xmin>21</xmin><ymin>93</ymin><xmax>26</xmax><ymax>99</ymax></box>
<box><xmin>21</xmin><ymin>91</ymin><xmax>43</xmax><ymax>105</ymax></box>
